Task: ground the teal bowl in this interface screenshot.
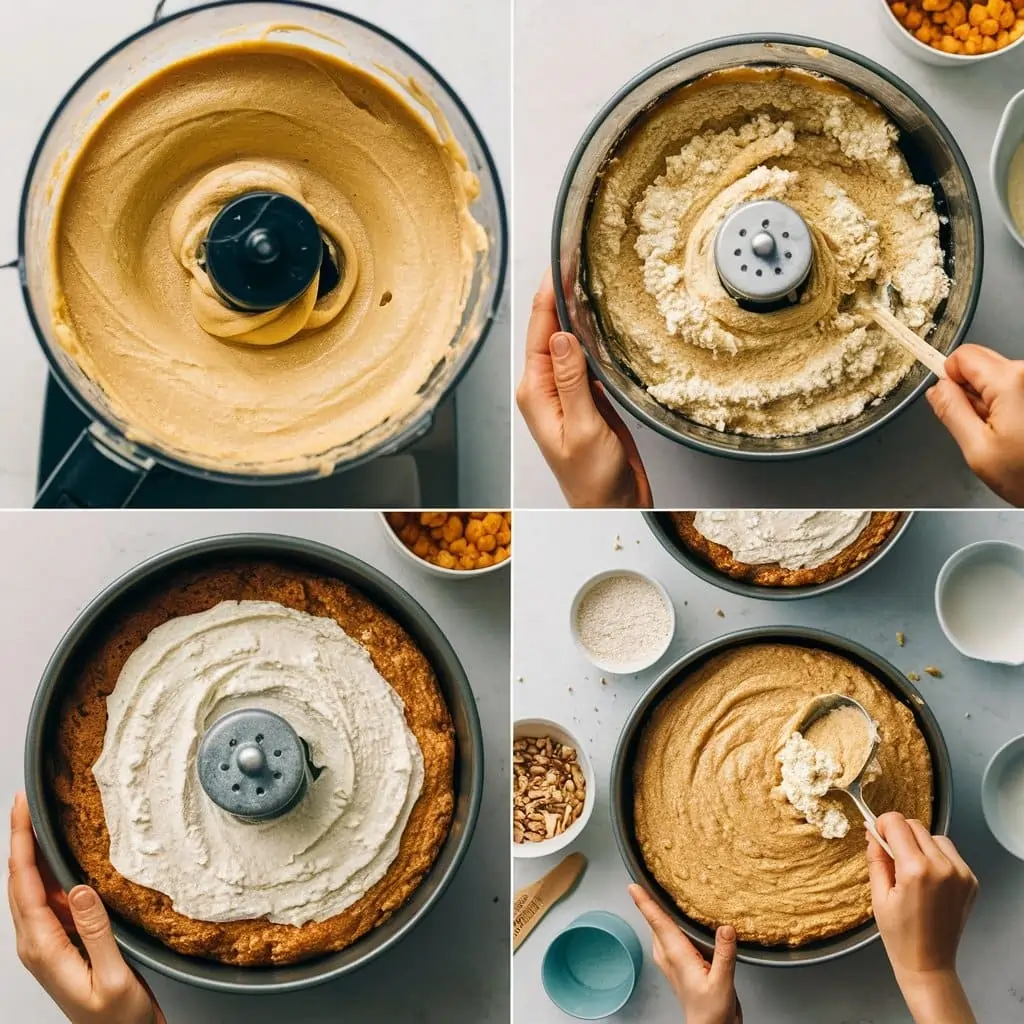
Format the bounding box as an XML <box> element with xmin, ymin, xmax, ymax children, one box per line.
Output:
<box><xmin>542</xmin><ymin>911</ymin><xmax>643</xmax><ymax>1019</ymax></box>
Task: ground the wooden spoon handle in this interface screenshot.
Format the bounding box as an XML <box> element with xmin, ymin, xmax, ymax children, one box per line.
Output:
<box><xmin>870</xmin><ymin>306</ymin><xmax>948</xmax><ymax>379</ymax></box>
<box><xmin>513</xmin><ymin>852</ymin><xmax>587</xmax><ymax>952</ymax></box>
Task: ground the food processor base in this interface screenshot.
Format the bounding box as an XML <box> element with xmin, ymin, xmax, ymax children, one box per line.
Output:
<box><xmin>36</xmin><ymin>376</ymin><xmax>458</xmax><ymax>508</ymax></box>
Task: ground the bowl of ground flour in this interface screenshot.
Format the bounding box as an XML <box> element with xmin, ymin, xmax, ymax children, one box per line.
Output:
<box><xmin>571</xmin><ymin>570</ymin><xmax>676</xmax><ymax>674</ymax></box>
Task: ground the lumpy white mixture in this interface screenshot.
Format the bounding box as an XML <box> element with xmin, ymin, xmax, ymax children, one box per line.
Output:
<box><xmin>92</xmin><ymin>600</ymin><xmax>423</xmax><ymax>926</ymax></box>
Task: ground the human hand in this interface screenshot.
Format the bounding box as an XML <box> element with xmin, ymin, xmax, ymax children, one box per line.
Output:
<box><xmin>8</xmin><ymin>792</ymin><xmax>166</xmax><ymax>1024</ymax></box>
<box><xmin>927</xmin><ymin>344</ymin><xmax>1024</xmax><ymax>507</ymax></box>
<box><xmin>629</xmin><ymin>884</ymin><xmax>742</xmax><ymax>1024</ymax></box>
<box><xmin>867</xmin><ymin>813</ymin><xmax>978</xmax><ymax>1024</ymax></box>
<box><xmin>516</xmin><ymin>271</ymin><xmax>653</xmax><ymax>508</ymax></box>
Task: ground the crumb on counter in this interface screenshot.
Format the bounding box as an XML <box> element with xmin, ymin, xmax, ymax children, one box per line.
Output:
<box><xmin>924</xmin><ymin>666</ymin><xmax>944</xmax><ymax>678</ymax></box>
<box><xmin>907</xmin><ymin>671</ymin><xmax>921</xmax><ymax>682</ymax></box>
<box><xmin>897</xmin><ymin>632</ymin><xmax>906</xmax><ymax>647</ymax></box>
<box><xmin>715</xmin><ymin>608</ymin><xmax>725</xmax><ymax>618</ymax></box>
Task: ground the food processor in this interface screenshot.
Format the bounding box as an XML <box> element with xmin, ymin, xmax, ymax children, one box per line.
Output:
<box><xmin>24</xmin><ymin>533</ymin><xmax>485</xmax><ymax>993</ymax></box>
<box><xmin>553</xmin><ymin>34</ymin><xmax>983</xmax><ymax>460</ymax></box>
<box><xmin>17</xmin><ymin>0</ymin><xmax>506</xmax><ymax>507</ymax></box>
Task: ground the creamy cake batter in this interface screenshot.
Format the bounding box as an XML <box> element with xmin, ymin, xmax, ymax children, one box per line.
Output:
<box><xmin>633</xmin><ymin>643</ymin><xmax>933</xmax><ymax>947</ymax></box>
<box><xmin>587</xmin><ymin>67</ymin><xmax>949</xmax><ymax>437</ymax></box>
<box><xmin>50</xmin><ymin>40</ymin><xmax>486</xmax><ymax>473</ymax></box>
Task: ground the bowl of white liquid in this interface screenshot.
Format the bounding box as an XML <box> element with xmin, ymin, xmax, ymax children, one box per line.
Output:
<box><xmin>935</xmin><ymin>541</ymin><xmax>1024</xmax><ymax>666</ymax></box>
<box><xmin>982</xmin><ymin>735</ymin><xmax>1024</xmax><ymax>861</ymax></box>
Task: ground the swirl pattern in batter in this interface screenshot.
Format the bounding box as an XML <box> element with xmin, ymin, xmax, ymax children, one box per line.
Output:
<box><xmin>632</xmin><ymin>643</ymin><xmax>933</xmax><ymax>947</ymax></box>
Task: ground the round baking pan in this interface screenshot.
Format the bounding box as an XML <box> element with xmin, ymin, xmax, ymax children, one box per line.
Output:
<box><xmin>24</xmin><ymin>534</ymin><xmax>484</xmax><ymax>994</ymax></box>
<box><xmin>643</xmin><ymin>511</ymin><xmax>916</xmax><ymax>601</ymax></box>
<box><xmin>552</xmin><ymin>34</ymin><xmax>982</xmax><ymax>461</ymax></box>
<box><xmin>610</xmin><ymin>626</ymin><xmax>953</xmax><ymax>967</ymax></box>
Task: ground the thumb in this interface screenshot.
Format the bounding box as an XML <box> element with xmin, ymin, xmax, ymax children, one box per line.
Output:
<box><xmin>549</xmin><ymin>333</ymin><xmax>601</xmax><ymax>429</ymax></box>
<box><xmin>927</xmin><ymin>380</ymin><xmax>991</xmax><ymax>466</ymax></box>
<box><xmin>866</xmin><ymin>832</ymin><xmax>896</xmax><ymax>910</ymax></box>
<box><xmin>708</xmin><ymin>924</ymin><xmax>738</xmax><ymax>987</ymax></box>
<box><xmin>68</xmin><ymin>886</ymin><xmax>127</xmax><ymax>987</ymax></box>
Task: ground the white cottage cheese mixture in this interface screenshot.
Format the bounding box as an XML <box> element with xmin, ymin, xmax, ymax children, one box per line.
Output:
<box><xmin>777</xmin><ymin>732</ymin><xmax>850</xmax><ymax>839</ymax></box>
<box><xmin>586</xmin><ymin>67</ymin><xmax>950</xmax><ymax>437</ymax></box>
<box><xmin>92</xmin><ymin>600</ymin><xmax>424</xmax><ymax>926</ymax></box>
<box><xmin>694</xmin><ymin>510</ymin><xmax>871</xmax><ymax>570</ymax></box>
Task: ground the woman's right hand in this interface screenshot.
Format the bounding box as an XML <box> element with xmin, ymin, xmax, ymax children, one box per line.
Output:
<box><xmin>867</xmin><ymin>812</ymin><xmax>978</xmax><ymax>1024</ymax></box>
<box><xmin>928</xmin><ymin>344</ymin><xmax>1024</xmax><ymax>506</ymax></box>
<box><xmin>8</xmin><ymin>792</ymin><xmax>166</xmax><ymax>1024</ymax></box>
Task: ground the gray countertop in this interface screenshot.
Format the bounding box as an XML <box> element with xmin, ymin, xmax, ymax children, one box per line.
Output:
<box><xmin>513</xmin><ymin>510</ymin><xmax>1024</xmax><ymax>1023</ymax></box>
<box><xmin>513</xmin><ymin>0</ymin><xmax>1023</xmax><ymax>508</ymax></box>
<box><xmin>0</xmin><ymin>510</ymin><xmax>510</xmax><ymax>1023</ymax></box>
<box><xmin>0</xmin><ymin>0</ymin><xmax>510</xmax><ymax>508</ymax></box>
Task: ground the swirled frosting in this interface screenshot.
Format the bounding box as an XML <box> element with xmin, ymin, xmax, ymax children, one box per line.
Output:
<box><xmin>92</xmin><ymin>600</ymin><xmax>424</xmax><ymax>927</ymax></box>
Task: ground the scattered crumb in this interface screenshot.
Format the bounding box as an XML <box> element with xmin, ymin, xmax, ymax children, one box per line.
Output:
<box><xmin>924</xmin><ymin>666</ymin><xmax>943</xmax><ymax>678</ymax></box>
<box><xmin>635</xmin><ymin>539</ymin><xmax>640</xmax><ymax>545</ymax></box>
<box><xmin>911</xmin><ymin>694</ymin><xmax>925</xmax><ymax>707</ymax></box>
<box><xmin>516</xmin><ymin>676</ymin><xmax>524</xmax><ymax>683</ymax></box>
<box><xmin>715</xmin><ymin>608</ymin><xmax>725</xmax><ymax>618</ymax></box>
<box><xmin>907</xmin><ymin>671</ymin><xmax>920</xmax><ymax>682</ymax></box>
<box><xmin>965</xmin><ymin>712</ymin><xmax>971</xmax><ymax>719</ymax></box>
<box><xmin>600</xmin><ymin>677</ymin><xmax>607</xmax><ymax>686</ymax></box>
<box><xmin>613</xmin><ymin>535</ymin><xmax>623</xmax><ymax>551</ymax></box>
<box><xmin>896</xmin><ymin>632</ymin><xmax>905</xmax><ymax>647</ymax></box>
<box><xmin>568</xmin><ymin>686</ymin><xmax>574</xmax><ymax>694</ymax></box>
<box><xmin>684</xmin><ymin>600</ymin><xmax>688</xmax><ymax>606</ymax></box>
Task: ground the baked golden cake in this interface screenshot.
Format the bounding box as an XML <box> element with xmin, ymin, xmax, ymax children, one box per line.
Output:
<box><xmin>632</xmin><ymin>643</ymin><xmax>933</xmax><ymax>947</ymax></box>
<box><xmin>670</xmin><ymin>510</ymin><xmax>901</xmax><ymax>587</ymax></box>
<box><xmin>47</xmin><ymin>559</ymin><xmax>455</xmax><ymax>966</ymax></box>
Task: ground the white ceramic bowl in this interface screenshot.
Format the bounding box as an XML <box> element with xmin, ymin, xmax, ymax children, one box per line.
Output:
<box><xmin>569</xmin><ymin>570</ymin><xmax>676</xmax><ymax>675</ymax></box>
<box><xmin>981</xmin><ymin>734</ymin><xmax>1024</xmax><ymax>860</ymax></box>
<box><xmin>935</xmin><ymin>540</ymin><xmax>1024</xmax><ymax>665</ymax></box>
<box><xmin>513</xmin><ymin>719</ymin><xmax>596</xmax><ymax>860</ymax></box>
<box><xmin>877</xmin><ymin>0</ymin><xmax>1024</xmax><ymax>66</ymax></box>
<box><xmin>378</xmin><ymin>513</ymin><xmax>510</xmax><ymax>580</ymax></box>
<box><xmin>991</xmin><ymin>88</ymin><xmax>1024</xmax><ymax>249</ymax></box>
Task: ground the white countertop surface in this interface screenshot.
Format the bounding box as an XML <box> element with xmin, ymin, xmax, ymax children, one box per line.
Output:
<box><xmin>0</xmin><ymin>0</ymin><xmax>510</xmax><ymax>508</ymax></box>
<box><xmin>0</xmin><ymin>510</ymin><xmax>510</xmax><ymax>1023</ymax></box>
<box><xmin>514</xmin><ymin>509</ymin><xmax>1024</xmax><ymax>1022</ymax></box>
<box><xmin>513</xmin><ymin>0</ymin><xmax>1024</xmax><ymax>508</ymax></box>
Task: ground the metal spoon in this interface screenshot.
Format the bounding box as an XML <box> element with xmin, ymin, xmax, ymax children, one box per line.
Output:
<box><xmin>794</xmin><ymin>693</ymin><xmax>894</xmax><ymax>858</ymax></box>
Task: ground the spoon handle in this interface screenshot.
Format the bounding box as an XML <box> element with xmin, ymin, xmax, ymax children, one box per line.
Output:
<box><xmin>849</xmin><ymin>790</ymin><xmax>894</xmax><ymax>859</ymax></box>
<box><xmin>870</xmin><ymin>306</ymin><xmax>948</xmax><ymax>379</ymax></box>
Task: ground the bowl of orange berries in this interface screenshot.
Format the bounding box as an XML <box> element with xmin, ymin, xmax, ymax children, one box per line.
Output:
<box><xmin>381</xmin><ymin>511</ymin><xmax>512</xmax><ymax>578</ymax></box>
<box><xmin>880</xmin><ymin>0</ymin><xmax>1024</xmax><ymax>64</ymax></box>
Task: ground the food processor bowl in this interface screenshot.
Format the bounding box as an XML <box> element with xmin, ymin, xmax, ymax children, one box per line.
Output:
<box><xmin>24</xmin><ymin>533</ymin><xmax>484</xmax><ymax>993</ymax></box>
<box><xmin>642</xmin><ymin>511</ymin><xmax>916</xmax><ymax>601</ymax></box>
<box><xmin>19</xmin><ymin>0</ymin><xmax>506</xmax><ymax>507</ymax></box>
<box><xmin>610</xmin><ymin>626</ymin><xmax>952</xmax><ymax>967</ymax></box>
<box><xmin>553</xmin><ymin>34</ymin><xmax>982</xmax><ymax>461</ymax></box>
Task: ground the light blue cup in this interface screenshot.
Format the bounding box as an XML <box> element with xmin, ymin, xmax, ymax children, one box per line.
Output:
<box><xmin>542</xmin><ymin>911</ymin><xmax>643</xmax><ymax>1019</ymax></box>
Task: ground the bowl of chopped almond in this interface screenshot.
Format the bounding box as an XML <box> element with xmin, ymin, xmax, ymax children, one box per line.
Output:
<box><xmin>513</xmin><ymin>720</ymin><xmax>595</xmax><ymax>859</ymax></box>
<box><xmin>380</xmin><ymin>511</ymin><xmax>511</xmax><ymax>578</ymax></box>
<box><xmin>879</xmin><ymin>0</ymin><xmax>1024</xmax><ymax>64</ymax></box>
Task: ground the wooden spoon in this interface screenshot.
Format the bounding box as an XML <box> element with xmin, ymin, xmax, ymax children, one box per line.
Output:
<box><xmin>868</xmin><ymin>283</ymin><xmax>948</xmax><ymax>379</ymax></box>
<box><xmin>513</xmin><ymin>852</ymin><xmax>587</xmax><ymax>952</ymax></box>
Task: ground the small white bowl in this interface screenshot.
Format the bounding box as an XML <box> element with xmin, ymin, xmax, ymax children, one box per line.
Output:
<box><xmin>981</xmin><ymin>734</ymin><xmax>1024</xmax><ymax>860</ymax></box>
<box><xmin>569</xmin><ymin>570</ymin><xmax>676</xmax><ymax>675</ymax></box>
<box><xmin>513</xmin><ymin>719</ymin><xmax>596</xmax><ymax>860</ymax></box>
<box><xmin>378</xmin><ymin>512</ymin><xmax>510</xmax><ymax>580</ymax></box>
<box><xmin>991</xmin><ymin>88</ymin><xmax>1024</xmax><ymax>249</ymax></box>
<box><xmin>935</xmin><ymin>541</ymin><xmax>1024</xmax><ymax>665</ymax></box>
<box><xmin>877</xmin><ymin>0</ymin><xmax>1024</xmax><ymax>66</ymax></box>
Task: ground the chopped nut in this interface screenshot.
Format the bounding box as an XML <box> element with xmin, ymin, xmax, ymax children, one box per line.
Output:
<box><xmin>907</xmin><ymin>671</ymin><xmax>921</xmax><ymax>682</ymax></box>
<box><xmin>896</xmin><ymin>632</ymin><xmax>906</xmax><ymax>647</ymax></box>
<box><xmin>715</xmin><ymin>608</ymin><xmax>725</xmax><ymax>618</ymax></box>
<box><xmin>924</xmin><ymin>666</ymin><xmax>943</xmax><ymax>678</ymax></box>
<box><xmin>512</xmin><ymin>734</ymin><xmax>588</xmax><ymax>844</ymax></box>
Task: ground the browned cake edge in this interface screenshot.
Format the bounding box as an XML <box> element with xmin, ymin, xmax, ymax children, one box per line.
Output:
<box><xmin>669</xmin><ymin>511</ymin><xmax>902</xmax><ymax>588</ymax></box>
<box><xmin>47</xmin><ymin>559</ymin><xmax>456</xmax><ymax>967</ymax></box>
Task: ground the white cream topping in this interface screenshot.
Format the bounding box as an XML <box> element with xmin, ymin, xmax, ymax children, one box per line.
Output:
<box><xmin>92</xmin><ymin>600</ymin><xmax>424</xmax><ymax>927</ymax></box>
<box><xmin>777</xmin><ymin>732</ymin><xmax>850</xmax><ymax>840</ymax></box>
<box><xmin>693</xmin><ymin>510</ymin><xmax>871</xmax><ymax>570</ymax></box>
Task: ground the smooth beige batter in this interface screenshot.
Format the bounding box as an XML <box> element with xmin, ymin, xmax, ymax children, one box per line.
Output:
<box><xmin>587</xmin><ymin>68</ymin><xmax>950</xmax><ymax>438</ymax></box>
<box><xmin>633</xmin><ymin>644</ymin><xmax>933</xmax><ymax>947</ymax></box>
<box><xmin>51</xmin><ymin>40</ymin><xmax>486</xmax><ymax>473</ymax></box>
